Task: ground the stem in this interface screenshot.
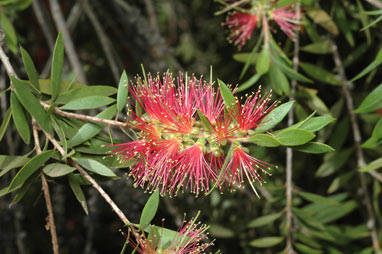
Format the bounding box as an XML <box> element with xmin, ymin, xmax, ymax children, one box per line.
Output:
<box><xmin>33</xmin><ymin>121</ymin><xmax>60</xmax><ymax>254</ymax></box>
<box><xmin>330</xmin><ymin>39</ymin><xmax>381</xmax><ymax>254</ymax></box>
<box><xmin>49</xmin><ymin>0</ymin><xmax>87</xmax><ymax>84</ymax></box>
<box><xmin>285</xmin><ymin>4</ymin><xmax>300</xmax><ymax>254</ymax></box>
<box><xmin>0</xmin><ymin>33</ymin><xmax>17</xmax><ymax>79</ymax></box>
<box><xmin>364</xmin><ymin>0</ymin><xmax>382</xmax><ymax>9</ymax></box>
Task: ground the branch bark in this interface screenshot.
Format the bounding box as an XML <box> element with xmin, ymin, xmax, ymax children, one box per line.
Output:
<box><xmin>364</xmin><ymin>0</ymin><xmax>382</xmax><ymax>9</ymax></box>
<box><xmin>330</xmin><ymin>39</ymin><xmax>381</xmax><ymax>254</ymax></box>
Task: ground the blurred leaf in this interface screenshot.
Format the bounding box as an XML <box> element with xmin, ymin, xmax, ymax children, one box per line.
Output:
<box><xmin>218</xmin><ymin>79</ymin><xmax>236</xmax><ymax>108</ymax></box>
<box><xmin>256</xmin><ymin>47</ymin><xmax>270</xmax><ymax>75</ymax></box>
<box><xmin>276</xmin><ymin>129</ymin><xmax>315</xmax><ymax>146</ymax></box>
<box><xmin>249</xmin><ymin>237</ymin><xmax>284</xmax><ymax>248</ymax></box>
<box><xmin>294</xmin><ymin>243</ymin><xmax>323</xmax><ymax>254</ymax></box>
<box><xmin>1</xmin><ymin>13</ymin><xmax>17</xmax><ymax>54</ymax></box>
<box><xmin>354</xmin><ymin>84</ymin><xmax>382</xmax><ymax>113</ymax></box>
<box><xmin>0</xmin><ymin>153</ymin><xmax>31</xmax><ymax>177</ymax></box>
<box><xmin>51</xmin><ymin>32</ymin><xmax>64</xmax><ymax>102</ymax></box>
<box><xmin>335</xmin><ymin>5</ymin><xmax>355</xmax><ymax>47</ymax></box>
<box><xmin>298</xmin><ymin>191</ymin><xmax>339</xmax><ymax>205</ymax></box>
<box><xmin>68</xmin><ymin>105</ymin><xmax>116</xmax><ymax>147</ymax></box>
<box><xmin>20</xmin><ymin>46</ymin><xmax>39</xmax><ymax>89</ymax></box>
<box><xmin>74</xmin><ymin>157</ymin><xmax>117</xmax><ymax>177</ymax></box>
<box><xmin>140</xmin><ymin>190</ymin><xmax>160</xmax><ymax>228</ymax></box>
<box><xmin>43</xmin><ymin>163</ymin><xmax>76</xmax><ymax>177</ymax></box>
<box><xmin>233</xmin><ymin>53</ymin><xmax>256</xmax><ymax>64</ymax></box>
<box><xmin>255</xmin><ymin>101</ymin><xmax>294</xmax><ymax>133</ymax></box>
<box><xmin>209</xmin><ymin>225</ymin><xmax>234</xmax><ymax>238</ymax></box>
<box><xmin>359</xmin><ymin>158</ymin><xmax>382</xmax><ymax>172</ymax></box>
<box><xmin>301</xmin><ymin>40</ymin><xmax>332</xmax><ymax>54</ymax></box>
<box><xmin>356</xmin><ymin>0</ymin><xmax>371</xmax><ymax>45</ymax></box>
<box><xmin>240</xmin><ymin>38</ymin><xmax>262</xmax><ymax>79</ymax></box>
<box><xmin>273</xmin><ymin>55</ymin><xmax>313</xmax><ymax>83</ymax></box>
<box><xmin>315</xmin><ymin>148</ymin><xmax>353</xmax><ymax>177</ymax></box>
<box><xmin>299</xmin><ymin>116</ymin><xmax>336</xmax><ymax>132</ymax></box>
<box><xmin>267</xmin><ymin>65</ymin><xmax>290</xmax><ymax>96</ymax></box>
<box><xmin>248</xmin><ymin>134</ymin><xmax>281</xmax><ymax>147</ymax></box>
<box><xmin>295</xmin><ymin>142</ymin><xmax>335</xmax><ymax>154</ymax></box>
<box><xmin>11</xmin><ymin>92</ymin><xmax>30</xmax><ymax>144</ymax></box>
<box><xmin>11</xmin><ymin>77</ymin><xmax>52</xmax><ymax>134</ymax></box>
<box><xmin>274</xmin><ymin>0</ymin><xmax>299</xmax><ymax>8</ymax></box>
<box><xmin>8</xmin><ymin>150</ymin><xmax>53</xmax><ymax>192</ymax></box>
<box><xmin>117</xmin><ymin>71</ymin><xmax>129</xmax><ymax>114</ymax></box>
<box><xmin>68</xmin><ymin>173</ymin><xmax>88</xmax><ymax>215</ymax></box>
<box><xmin>307</xmin><ymin>7</ymin><xmax>339</xmax><ymax>35</ymax></box>
<box><xmin>56</xmin><ymin>85</ymin><xmax>117</xmax><ymax>105</ymax></box>
<box><xmin>247</xmin><ymin>211</ymin><xmax>284</xmax><ymax>228</ymax></box>
<box><xmin>60</xmin><ymin>96</ymin><xmax>115</xmax><ymax>110</ymax></box>
<box><xmin>300</xmin><ymin>62</ymin><xmax>343</xmax><ymax>86</ymax></box>
<box><xmin>148</xmin><ymin>226</ymin><xmax>190</xmax><ymax>249</ymax></box>
<box><xmin>351</xmin><ymin>50</ymin><xmax>382</xmax><ymax>82</ymax></box>
<box><xmin>361</xmin><ymin>118</ymin><xmax>382</xmax><ymax>148</ymax></box>
<box><xmin>12</xmin><ymin>175</ymin><xmax>35</xmax><ymax>204</ymax></box>
<box><xmin>315</xmin><ymin>201</ymin><xmax>358</xmax><ymax>224</ymax></box>
<box><xmin>327</xmin><ymin>172</ymin><xmax>354</xmax><ymax>194</ymax></box>
<box><xmin>293</xmin><ymin>207</ymin><xmax>325</xmax><ymax>230</ymax></box>
<box><xmin>328</xmin><ymin>116</ymin><xmax>349</xmax><ymax>150</ymax></box>
<box><xmin>0</xmin><ymin>108</ymin><xmax>12</xmax><ymax>143</ymax></box>
<box><xmin>237</xmin><ymin>73</ymin><xmax>261</xmax><ymax>92</ymax></box>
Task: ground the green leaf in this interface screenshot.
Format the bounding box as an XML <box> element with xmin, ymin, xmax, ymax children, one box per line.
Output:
<box><xmin>307</xmin><ymin>7</ymin><xmax>339</xmax><ymax>35</ymax></box>
<box><xmin>237</xmin><ymin>73</ymin><xmax>261</xmax><ymax>92</ymax></box>
<box><xmin>209</xmin><ymin>225</ymin><xmax>235</xmax><ymax>238</ymax></box>
<box><xmin>256</xmin><ymin>47</ymin><xmax>270</xmax><ymax>75</ymax></box>
<box><xmin>74</xmin><ymin>157</ymin><xmax>117</xmax><ymax>177</ymax></box>
<box><xmin>117</xmin><ymin>71</ymin><xmax>129</xmax><ymax>114</ymax></box>
<box><xmin>197</xmin><ymin>110</ymin><xmax>214</xmax><ymax>132</ymax></box>
<box><xmin>218</xmin><ymin>79</ymin><xmax>236</xmax><ymax>108</ymax></box>
<box><xmin>39</xmin><ymin>79</ymin><xmax>85</xmax><ymax>95</ymax></box>
<box><xmin>268</xmin><ymin>64</ymin><xmax>290</xmax><ymax>96</ymax></box>
<box><xmin>298</xmin><ymin>191</ymin><xmax>339</xmax><ymax>205</ymax></box>
<box><xmin>8</xmin><ymin>150</ymin><xmax>53</xmax><ymax>192</ymax></box>
<box><xmin>51</xmin><ymin>32</ymin><xmax>64</xmax><ymax>102</ymax></box>
<box><xmin>299</xmin><ymin>116</ymin><xmax>335</xmax><ymax>132</ymax></box>
<box><xmin>0</xmin><ymin>107</ymin><xmax>12</xmax><ymax>143</ymax></box>
<box><xmin>247</xmin><ymin>134</ymin><xmax>281</xmax><ymax>147</ymax></box>
<box><xmin>300</xmin><ymin>62</ymin><xmax>343</xmax><ymax>86</ymax></box>
<box><xmin>351</xmin><ymin>49</ymin><xmax>382</xmax><ymax>82</ymax></box>
<box><xmin>60</xmin><ymin>96</ymin><xmax>115</xmax><ymax>110</ymax></box>
<box><xmin>295</xmin><ymin>142</ymin><xmax>335</xmax><ymax>154</ymax></box>
<box><xmin>273</xmin><ymin>55</ymin><xmax>313</xmax><ymax>83</ymax></box>
<box><xmin>139</xmin><ymin>190</ymin><xmax>159</xmax><ymax>228</ymax></box>
<box><xmin>11</xmin><ymin>77</ymin><xmax>52</xmax><ymax>134</ymax></box>
<box><xmin>11</xmin><ymin>92</ymin><xmax>30</xmax><ymax>144</ymax></box>
<box><xmin>315</xmin><ymin>148</ymin><xmax>353</xmax><ymax>177</ymax></box>
<box><xmin>1</xmin><ymin>13</ymin><xmax>17</xmax><ymax>54</ymax></box>
<box><xmin>20</xmin><ymin>46</ymin><xmax>39</xmax><ymax>89</ymax></box>
<box><xmin>43</xmin><ymin>163</ymin><xmax>76</xmax><ymax>177</ymax></box>
<box><xmin>301</xmin><ymin>40</ymin><xmax>332</xmax><ymax>54</ymax></box>
<box><xmin>354</xmin><ymin>84</ymin><xmax>382</xmax><ymax>113</ymax></box>
<box><xmin>274</xmin><ymin>0</ymin><xmax>299</xmax><ymax>8</ymax></box>
<box><xmin>68</xmin><ymin>173</ymin><xmax>89</xmax><ymax>215</ymax></box>
<box><xmin>327</xmin><ymin>172</ymin><xmax>354</xmax><ymax>194</ymax></box>
<box><xmin>56</xmin><ymin>85</ymin><xmax>117</xmax><ymax>104</ymax></box>
<box><xmin>359</xmin><ymin>158</ymin><xmax>382</xmax><ymax>172</ymax></box>
<box><xmin>294</xmin><ymin>243</ymin><xmax>323</xmax><ymax>254</ymax></box>
<box><xmin>51</xmin><ymin>116</ymin><xmax>68</xmax><ymax>156</ymax></box>
<box><xmin>68</xmin><ymin>105</ymin><xmax>116</xmax><ymax>147</ymax></box>
<box><xmin>0</xmin><ymin>154</ymin><xmax>31</xmax><ymax>177</ymax></box>
<box><xmin>249</xmin><ymin>237</ymin><xmax>284</xmax><ymax>248</ymax></box>
<box><xmin>247</xmin><ymin>211</ymin><xmax>284</xmax><ymax>228</ymax></box>
<box><xmin>255</xmin><ymin>101</ymin><xmax>294</xmax><ymax>133</ymax></box>
<box><xmin>276</xmin><ymin>129</ymin><xmax>315</xmax><ymax>146</ymax></box>
<box><xmin>147</xmin><ymin>226</ymin><xmax>191</xmax><ymax>249</ymax></box>
<box><xmin>315</xmin><ymin>201</ymin><xmax>358</xmax><ymax>224</ymax></box>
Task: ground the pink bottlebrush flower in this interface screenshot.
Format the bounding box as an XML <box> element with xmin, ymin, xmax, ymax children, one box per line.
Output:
<box><xmin>271</xmin><ymin>6</ymin><xmax>299</xmax><ymax>39</ymax></box>
<box><xmin>223</xmin><ymin>11</ymin><xmax>258</xmax><ymax>49</ymax></box>
<box><xmin>234</xmin><ymin>89</ymin><xmax>277</xmax><ymax>132</ymax></box>
<box><xmin>125</xmin><ymin>214</ymin><xmax>213</xmax><ymax>254</ymax></box>
<box><xmin>225</xmin><ymin>147</ymin><xmax>273</xmax><ymax>194</ymax></box>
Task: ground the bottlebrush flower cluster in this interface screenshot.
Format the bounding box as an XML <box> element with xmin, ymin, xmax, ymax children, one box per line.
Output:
<box><xmin>113</xmin><ymin>72</ymin><xmax>277</xmax><ymax>196</ymax></box>
<box><xmin>125</xmin><ymin>214</ymin><xmax>213</xmax><ymax>254</ymax></box>
<box><xmin>222</xmin><ymin>0</ymin><xmax>300</xmax><ymax>49</ymax></box>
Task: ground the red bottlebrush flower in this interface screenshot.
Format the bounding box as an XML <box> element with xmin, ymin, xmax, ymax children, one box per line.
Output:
<box><xmin>195</xmin><ymin>83</ymin><xmax>225</xmax><ymax>124</ymax></box>
<box><xmin>223</xmin><ymin>11</ymin><xmax>258</xmax><ymax>49</ymax></box>
<box><xmin>271</xmin><ymin>6</ymin><xmax>299</xmax><ymax>39</ymax></box>
<box><xmin>234</xmin><ymin>88</ymin><xmax>277</xmax><ymax>132</ymax></box>
<box><xmin>225</xmin><ymin>147</ymin><xmax>273</xmax><ymax>194</ymax></box>
<box><xmin>125</xmin><ymin>214</ymin><xmax>213</xmax><ymax>254</ymax></box>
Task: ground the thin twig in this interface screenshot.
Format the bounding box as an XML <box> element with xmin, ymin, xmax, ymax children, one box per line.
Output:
<box><xmin>33</xmin><ymin>121</ymin><xmax>60</xmax><ymax>254</ymax></box>
<box><xmin>330</xmin><ymin>39</ymin><xmax>381</xmax><ymax>254</ymax></box>
<box><xmin>285</xmin><ymin>4</ymin><xmax>300</xmax><ymax>254</ymax></box>
<box><xmin>0</xmin><ymin>32</ymin><xmax>17</xmax><ymax>79</ymax></box>
<box><xmin>364</xmin><ymin>0</ymin><xmax>382</xmax><ymax>9</ymax></box>
<box><xmin>49</xmin><ymin>0</ymin><xmax>87</xmax><ymax>83</ymax></box>
<box><xmin>40</xmin><ymin>101</ymin><xmax>128</xmax><ymax>127</ymax></box>
<box><xmin>83</xmin><ymin>0</ymin><xmax>121</xmax><ymax>83</ymax></box>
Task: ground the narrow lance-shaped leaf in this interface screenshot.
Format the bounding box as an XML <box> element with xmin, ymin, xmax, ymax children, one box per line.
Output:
<box><xmin>255</xmin><ymin>101</ymin><xmax>294</xmax><ymax>133</ymax></box>
<box><xmin>351</xmin><ymin>49</ymin><xmax>382</xmax><ymax>82</ymax></box>
<box><xmin>11</xmin><ymin>77</ymin><xmax>52</xmax><ymax>134</ymax></box>
<box><xmin>256</xmin><ymin>47</ymin><xmax>270</xmax><ymax>75</ymax></box>
<box><xmin>51</xmin><ymin>32</ymin><xmax>64</xmax><ymax>102</ymax></box>
<box><xmin>74</xmin><ymin>157</ymin><xmax>117</xmax><ymax>177</ymax></box>
<box><xmin>300</xmin><ymin>62</ymin><xmax>343</xmax><ymax>86</ymax></box>
<box><xmin>43</xmin><ymin>163</ymin><xmax>76</xmax><ymax>177</ymax></box>
<box><xmin>218</xmin><ymin>79</ymin><xmax>236</xmax><ymax>108</ymax></box>
<box><xmin>197</xmin><ymin>110</ymin><xmax>214</xmax><ymax>132</ymax></box>
<box><xmin>20</xmin><ymin>46</ymin><xmax>40</xmax><ymax>90</ymax></box>
<box><xmin>276</xmin><ymin>128</ymin><xmax>315</xmax><ymax>146</ymax></box>
<box><xmin>139</xmin><ymin>190</ymin><xmax>160</xmax><ymax>228</ymax></box>
<box><xmin>60</xmin><ymin>96</ymin><xmax>115</xmax><ymax>110</ymax></box>
<box><xmin>249</xmin><ymin>237</ymin><xmax>284</xmax><ymax>248</ymax></box>
<box><xmin>295</xmin><ymin>142</ymin><xmax>335</xmax><ymax>154</ymax></box>
<box><xmin>117</xmin><ymin>71</ymin><xmax>129</xmax><ymax>114</ymax></box>
<box><xmin>1</xmin><ymin>13</ymin><xmax>17</xmax><ymax>54</ymax></box>
<box><xmin>11</xmin><ymin>92</ymin><xmax>30</xmax><ymax>144</ymax></box>
<box><xmin>0</xmin><ymin>108</ymin><xmax>12</xmax><ymax>143</ymax></box>
<box><xmin>68</xmin><ymin>173</ymin><xmax>89</xmax><ymax>215</ymax></box>
<box><xmin>247</xmin><ymin>211</ymin><xmax>284</xmax><ymax>228</ymax></box>
<box><xmin>354</xmin><ymin>84</ymin><xmax>382</xmax><ymax>113</ymax></box>
<box><xmin>248</xmin><ymin>134</ymin><xmax>281</xmax><ymax>147</ymax></box>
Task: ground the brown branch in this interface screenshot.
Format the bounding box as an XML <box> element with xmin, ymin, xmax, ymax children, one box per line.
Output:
<box><xmin>33</xmin><ymin>121</ymin><xmax>60</xmax><ymax>254</ymax></box>
<box><xmin>285</xmin><ymin>4</ymin><xmax>301</xmax><ymax>254</ymax></box>
<box><xmin>364</xmin><ymin>0</ymin><xmax>382</xmax><ymax>9</ymax></box>
<box><xmin>49</xmin><ymin>0</ymin><xmax>87</xmax><ymax>83</ymax></box>
<box><xmin>330</xmin><ymin>39</ymin><xmax>381</xmax><ymax>254</ymax></box>
<box><xmin>40</xmin><ymin>101</ymin><xmax>128</xmax><ymax>127</ymax></box>
<box><xmin>0</xmin><ymin>32</ymin><xmax>17</xmax><ymax>79</ymax></box>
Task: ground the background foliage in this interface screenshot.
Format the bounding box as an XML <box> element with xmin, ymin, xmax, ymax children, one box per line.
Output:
<box><xmin>0</xmin><ymin>0</ymin><xmax>382</xmax><ymax>253</ymax></box>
